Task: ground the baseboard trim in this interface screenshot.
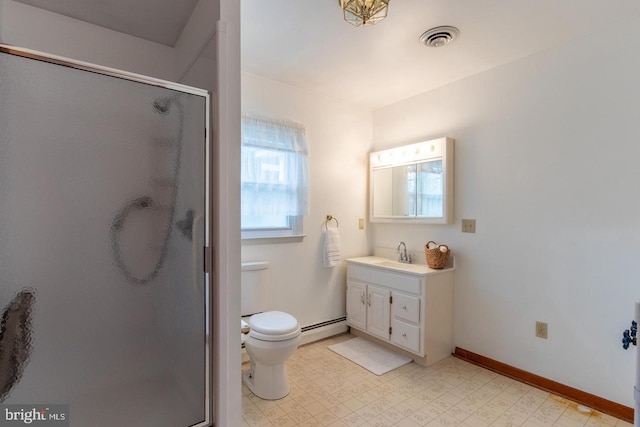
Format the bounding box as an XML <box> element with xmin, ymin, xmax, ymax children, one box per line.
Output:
<box><xmin>454</xmin><ymin>347</ymin><xmax>633</xmax><ymax>423</ymax></box>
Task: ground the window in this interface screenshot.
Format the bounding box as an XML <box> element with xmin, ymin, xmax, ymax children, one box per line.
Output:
<box><xmin>241</xmin><ymin>115</ymin><xmax>309</xmax><ymax>239</ymax></box>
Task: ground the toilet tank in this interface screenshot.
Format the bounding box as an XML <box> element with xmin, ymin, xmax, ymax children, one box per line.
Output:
<box><xmin>241</xmin><ymin>262</ymin><xmax>269</xmax><ymax>316</ymax></box>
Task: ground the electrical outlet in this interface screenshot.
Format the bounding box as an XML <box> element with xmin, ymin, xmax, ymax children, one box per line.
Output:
<box><xmin>358</xmin><ymin>218</ymin><xmax>365</xmax><ymax>230</ymax></box>
<box><xmin>462</xmin><ymin>219</ymin><xmax>476</xmax><ymax>233</ymax></box>
<box><xmin>536</xmin><ymin>321</ymin><xmax>548</xmax><ymax>339</ymax></box>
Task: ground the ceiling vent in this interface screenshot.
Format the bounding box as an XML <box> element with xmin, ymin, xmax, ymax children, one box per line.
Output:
<box><xmin>419</xmin><ymin>26</ymin><xmax>460</xmax><ymax>47</ymax></box>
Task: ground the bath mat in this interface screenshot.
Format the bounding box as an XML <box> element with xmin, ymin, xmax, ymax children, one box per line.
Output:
<box><xmin>328</xmin><ymin>337</ymin><xmax>411</xmax><ymax>376</ymax></box>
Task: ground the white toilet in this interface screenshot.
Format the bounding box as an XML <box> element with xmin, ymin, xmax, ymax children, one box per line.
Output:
<box><xmin>241</xmin><ymin>262</ymin><xmax>301</xmax><ymax>400</ymax></box>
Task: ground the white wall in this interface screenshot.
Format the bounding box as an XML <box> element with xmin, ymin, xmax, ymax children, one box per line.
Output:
<box><xmin>174</xmin><ymin>0</ymin><xmax>219</xmax><ymax>82</ymax></box>
<box><xmin>241</xmin><ymin>72</ymin><xmax>372</xmax><ymax>328</ymax></box>
<box><xmin>212</xmin><ymin>2</ymin><xmax>242</xmax><ymax>425</ymax></box>
<box><xmin>372</xmin><ymin>27</ymin><xmax>640</xmax><ymax>407</ymax></box>
<box><xmin>0</xmin><ymin>0</ymin><xmax>175</xmax><ymax>81</ymax></box>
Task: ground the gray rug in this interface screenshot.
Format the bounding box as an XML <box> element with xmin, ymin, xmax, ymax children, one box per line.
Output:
<box><xmin>328</xmin><ymin>337</ymin><xmax>412</xmax><ymax>376</ymax></box>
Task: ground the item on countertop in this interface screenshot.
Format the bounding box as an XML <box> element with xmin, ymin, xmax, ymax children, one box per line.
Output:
<box><xmin>425</xmin><ymin>241</ymin><xmax>450</xmax><ymax>269</ymax></box>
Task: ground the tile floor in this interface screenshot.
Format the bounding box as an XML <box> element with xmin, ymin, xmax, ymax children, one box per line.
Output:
<box><xmin>242</xmin><ymin>334</ymin><xmax>632</xmax><ymax>427</ymax></box>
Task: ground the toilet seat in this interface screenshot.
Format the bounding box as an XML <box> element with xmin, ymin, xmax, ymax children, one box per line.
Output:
<box><xmin>249</xmin><ymin>311</ymin><xmax>301</xmax><ymax>342</ymax></box>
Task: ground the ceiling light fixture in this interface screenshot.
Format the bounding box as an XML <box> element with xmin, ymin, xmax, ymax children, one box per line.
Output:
<box><xmin>419</xmin><ymin>26</ymin><xmax>460</xmax><ymax>47</ymax></box>
<box><xmin>339</xmin><ymin>0</ymin><xmax>390</xmax><ymax>27</ymax></box>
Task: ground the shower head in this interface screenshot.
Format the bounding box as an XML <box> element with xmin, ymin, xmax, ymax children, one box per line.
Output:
<box><xmin>152</xmin><ymin>97</ymin><xmax>172</xmax><ymax>115</ymax></box>
<box><xmin>111</xmin><ymin>196</ymin><xmax>153</xmax><ymax>232</ymax></box>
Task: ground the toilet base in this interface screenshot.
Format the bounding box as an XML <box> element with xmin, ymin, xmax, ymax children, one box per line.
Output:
<box><xmin>242</xmin><ymin>363</ymin><xmax>290</xmax><ymax>400</ymax></box>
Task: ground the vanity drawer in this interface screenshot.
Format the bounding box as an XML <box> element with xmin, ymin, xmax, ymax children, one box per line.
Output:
<box><xmin>392</xmin><ymin>292</ymin><xmax>419</xmax><ymax>324</ymax></box>
<box><xmin>391</xmin><ymin>319</ymin><xmax>420</xmax><ymax>354</ymax></box>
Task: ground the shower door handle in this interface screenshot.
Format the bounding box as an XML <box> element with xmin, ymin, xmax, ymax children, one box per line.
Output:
<box><xmin>190</xmin><ymin>213</ymin><xmax>205</xmax><ymax>290</ymax></box>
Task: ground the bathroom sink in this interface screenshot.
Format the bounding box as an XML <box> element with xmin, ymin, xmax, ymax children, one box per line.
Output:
<box><xmin>369</xmin><ymin>259</ymin><xmax>434</xmax><ymax>274</ymax></box>
<box><xmin>374</xmin><ymin>260</ymin><xmax>422</xmax><ymax>270</ymax></box>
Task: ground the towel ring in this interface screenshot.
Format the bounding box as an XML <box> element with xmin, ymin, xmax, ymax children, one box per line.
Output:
<box><xmin>325</xmin><ymin>215</ymin><xmax>339</xmax><ymax>230</ymax></box>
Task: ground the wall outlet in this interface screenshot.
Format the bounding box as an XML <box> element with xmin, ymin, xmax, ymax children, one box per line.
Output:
<box><xmin>358</xmin><ymin>218</ymin><xmax>365</xmax><ymax>230</ymax></box>
<box><xmin>462</xmin><ymin>219</ymin><xmax>476</xmax><ymax>233</ymax></box>
<box><xmin>535</xmin><ymin>321</ymin><xmax>548</xmax><ymax>339</ymax></box>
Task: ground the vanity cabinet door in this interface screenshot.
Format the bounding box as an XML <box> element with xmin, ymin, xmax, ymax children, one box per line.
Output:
<box><xmin>366</xmin><ymin>285</ymin><xmax>391</xmax><ymax>340</ymax></box>
<box><xmin>346</xmin><ymin>280</ymin><xmax>367</xmax><ymax>330</ymax></box>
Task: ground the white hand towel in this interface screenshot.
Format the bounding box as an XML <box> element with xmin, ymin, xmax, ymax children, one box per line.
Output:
<box><xmin>323</xmin><ymin>228</ymin><xmax>341</xmax><ymax>268</ymax></box>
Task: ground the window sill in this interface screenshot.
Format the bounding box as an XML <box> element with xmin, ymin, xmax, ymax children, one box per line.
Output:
<box><xmin>241</xmin><ymin>235</ymin><xmax>306</xmax><ymax>245</ymax></box>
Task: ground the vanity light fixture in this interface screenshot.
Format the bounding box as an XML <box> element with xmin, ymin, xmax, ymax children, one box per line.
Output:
<box><xmin>339</xmin><ymin>0</ymin><xmax>390</xmax><ymax>27</ymax></box>
<box><xmin>370</xmin><ymin>140</ymin><xmax>443</xmax><ymax>167</ymax></box>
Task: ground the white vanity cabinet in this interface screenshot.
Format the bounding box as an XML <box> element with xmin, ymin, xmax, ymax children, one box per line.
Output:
<box><xmin>345</xmin><ymin>257</ymin><xmax>454</xmax><ymax>366</ymax></box>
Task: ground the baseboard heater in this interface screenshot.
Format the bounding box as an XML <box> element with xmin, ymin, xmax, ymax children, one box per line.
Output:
<box><xmin>242</xmin><ymin>316</ymin><xmax>347</xmax><ymax>349</ymax></box>
<box><xmin>301</xmin><ymin>316</ymin><xmax>347</xmax><ymax>333</ymax></box>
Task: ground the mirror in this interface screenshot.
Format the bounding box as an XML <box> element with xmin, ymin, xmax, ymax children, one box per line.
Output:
<box><xmin>370</xmin><ymin>137</ymin><xmax>453</xmax><ymax>224</ymax></box>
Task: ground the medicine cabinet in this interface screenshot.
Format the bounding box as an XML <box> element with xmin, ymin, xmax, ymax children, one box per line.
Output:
<box><xmin>370</xmin><ymin>137</ymin><xmax>454</xmax><ymax>224</ymax></box>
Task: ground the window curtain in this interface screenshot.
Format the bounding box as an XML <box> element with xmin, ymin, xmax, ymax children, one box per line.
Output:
<box><xmin>241</xmin><ymin>115</ymin><xmax>309</xmax><ymax>216</ymax></box>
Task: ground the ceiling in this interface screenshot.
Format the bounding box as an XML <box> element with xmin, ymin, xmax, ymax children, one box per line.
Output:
<box><xmin>14</xmin><ymin>0</ymin><xmax>199</xmax><ymax>47</ymax></box>
<box><xmin>14</xmin><ymin>0</ymin><xmax>640</xmax><ymax>110</ymax></box>
<box><xmin>242</xmin><ymin>0</ymin><xmax>640</xmax><ymax>109</ymax></box>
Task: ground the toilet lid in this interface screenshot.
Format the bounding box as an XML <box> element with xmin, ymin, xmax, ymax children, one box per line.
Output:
<box><xmin>249</xmin><ymin>311</ymin><xmax>300</xmax><ymax>341</ymax></box>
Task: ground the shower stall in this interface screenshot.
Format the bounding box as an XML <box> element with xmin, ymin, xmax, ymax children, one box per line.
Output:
<box><xmin>0</xmin><ymin>45</ymin><xmax>212</xmax><ymax>426</ymax></box>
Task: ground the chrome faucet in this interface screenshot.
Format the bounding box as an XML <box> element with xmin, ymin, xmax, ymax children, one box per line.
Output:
<box><xmin>397</xmin><ymin>241</ymin><xmax>412</xmax><ymax>264</ymax></box>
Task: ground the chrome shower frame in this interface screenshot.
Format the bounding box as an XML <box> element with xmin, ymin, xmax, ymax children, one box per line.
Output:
<box><xmin>0</xmin><ymin>43</ymin><xmax>213</xmax><ymax>427</ymax></box>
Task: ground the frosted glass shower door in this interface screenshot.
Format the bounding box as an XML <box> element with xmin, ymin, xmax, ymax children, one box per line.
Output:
<box><xmin>0</xmin><ymin>47</ymin><xmax>211</xmax><ymax>427</ymax></box>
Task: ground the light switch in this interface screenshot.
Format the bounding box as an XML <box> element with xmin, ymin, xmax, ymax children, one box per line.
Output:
<box><xmin>462</xmin><ymin>219</ymin><xmax>476</xmax><ymax>233</ymax></box>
